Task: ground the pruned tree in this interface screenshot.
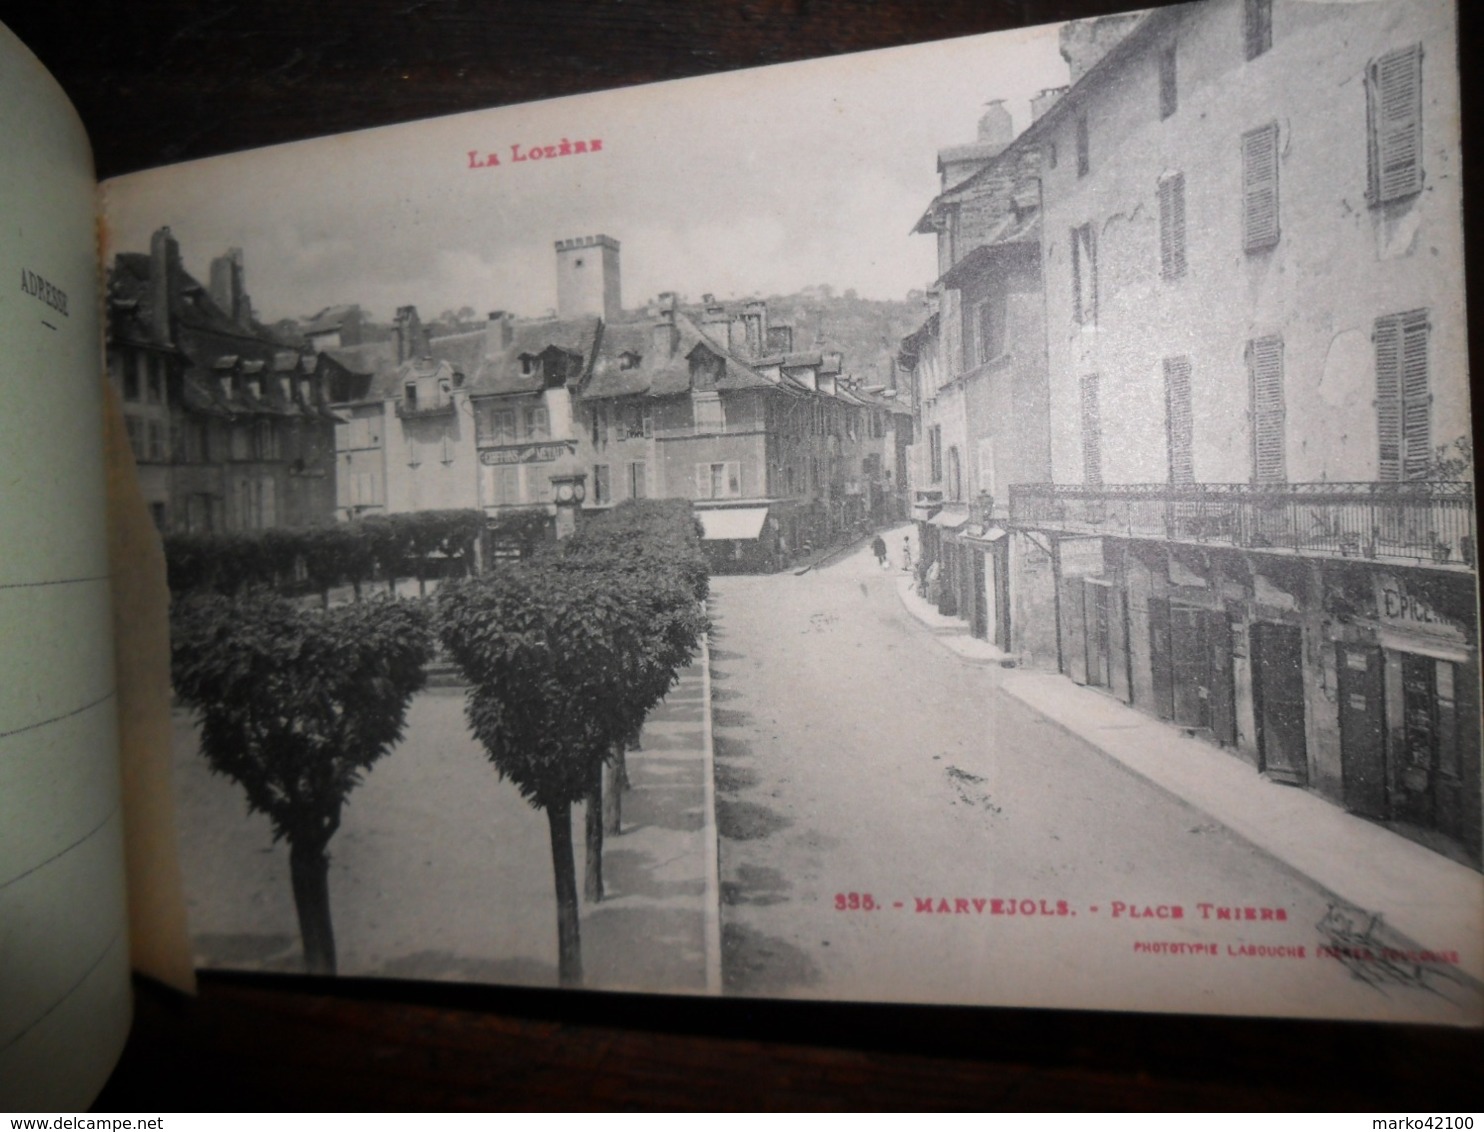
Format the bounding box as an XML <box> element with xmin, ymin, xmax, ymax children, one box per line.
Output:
<box><xmin>436</xmin><ymin>559</ymin><xmax>701</xmax><ymax>984</ymax></box>
<box><xmin>170</xmin><ymin>592</ymin><xmax>432</xmax><ymax>974</ymax></box>
<box><xmin>557</xmin><ymin>500</ymin><xmax>709</xmax><ymax>899</ymax></box>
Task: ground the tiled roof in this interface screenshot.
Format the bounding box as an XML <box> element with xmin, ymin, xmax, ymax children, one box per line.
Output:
<box><xmin>466</xmin><ymin>316</ymin><xmax>600</xmax><ymax>397</ymax></box>
<box><xmin>585</xmin><ymin>310</ymin><xmax>770</xmax><ymax>400</ymax></box>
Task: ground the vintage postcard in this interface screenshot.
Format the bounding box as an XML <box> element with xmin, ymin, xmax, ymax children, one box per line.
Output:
<box><xmin>101</xmin><ymin>0</ymin><xmax>1482</xmax><ymax>1024</ymax></box>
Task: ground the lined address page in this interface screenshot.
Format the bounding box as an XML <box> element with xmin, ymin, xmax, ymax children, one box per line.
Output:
<box><xmin>0</xmin><ymin>23</ymin><xmax>131</xmax><ymax>1112</ymax></box>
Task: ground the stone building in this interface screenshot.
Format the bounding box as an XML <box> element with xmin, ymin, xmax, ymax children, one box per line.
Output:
<box><xmin>106</xmin><ymin>228</ymin><xmax>337</xmax><ymax>533</ymax></box>
<box><xmin>999</xmin><ymin>0</ymin><xmax>1477</xmax><ymax>865</ymax></box>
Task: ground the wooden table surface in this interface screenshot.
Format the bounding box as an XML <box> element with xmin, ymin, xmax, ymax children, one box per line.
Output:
<box><xmin>13</xmin><ymin>0</ymin><xmax>1483</xmax><ymax>1110</ymax></box>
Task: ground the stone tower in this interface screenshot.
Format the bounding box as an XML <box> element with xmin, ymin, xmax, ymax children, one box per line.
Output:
<box><xmin>554</xmin><ymin>234</ymin><xmax>621</xmax><ymax>322</ymax></box>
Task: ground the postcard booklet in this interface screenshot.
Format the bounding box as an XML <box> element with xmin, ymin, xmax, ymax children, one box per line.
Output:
<box><xmin>2</xmin><ymin>0</ymin><xmax>1480</xmax><ymax>1110</ymax></box>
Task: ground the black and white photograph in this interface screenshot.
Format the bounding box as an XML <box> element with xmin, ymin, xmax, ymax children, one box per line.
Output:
<box><xmin>99</xmin><ymin>0</ymin><xmax>1482</xmax><ymax>1026</ymax></box>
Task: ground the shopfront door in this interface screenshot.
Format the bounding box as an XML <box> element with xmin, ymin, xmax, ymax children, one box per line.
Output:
<box><xmin>1336</xmin><ymin>643</ymin><xmax>1386</xmax><ymax>818</ymax></box>
<box><xmin>1251</xmin><ymin>622</ymin><xmax>1308</xmax><ymax>785</ymax></box>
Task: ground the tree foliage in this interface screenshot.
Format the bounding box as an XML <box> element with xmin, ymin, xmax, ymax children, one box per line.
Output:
<box><xmin>170</xmin><ymin>591</ymin><xmax>433</xmax><ymax>972</ymax></box>
<box><xmin>435</xmin><ymin>498</ymin><xmax>709</xmax><ymax>982</ymax></box>
<box><xmin>163</xmin><ymin>509</ymin><xmax>485</xmax><ymax>600</ymax></box>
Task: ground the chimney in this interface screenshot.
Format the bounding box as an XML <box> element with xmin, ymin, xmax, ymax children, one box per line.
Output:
<box><xmin>148</xmin><ymin>227</ymin><xmax>179</xmax><ymax>346</ymax></box>
<box><xmin>701</xmin><ymin>303</ymin><xmax>730</xmax><ymax>347</ymax></box>
<box><xmin>554</xmin><ymin>234</ymin><xmax>622</xmax><ymax>322</ymax></box>
<box><xmin>209</xmin><ymin>247</ymin><xmax>251</xmax><ymax>328</ymax></box>
<box><xmin>1059</xmin><ymin>14</ymin><xmax>1142</xmax><ymax>85</ymax></box>
<box><xmin>976</xmin><ymin>101</ymin><xmax>1014</xmax><ymax>150</ymax></box>
<box><xmin>741</xmin><ymin>299</ymin><xmax>768</xmax><ymax>359</ymax></box>
<box><xmin>766</xmin><ymin>324</ymin><xmax>794</xmax><ymax>355</ymax></box>
<box><xmin>487</xmin><ymin>310</ymin><xmax>514</xmax><ymax>349</ymax></box>
<box><xmin>393</xmin><ymin>305</ymin><xmax>425</xmax><ymax>364</ymax></box>
<box><xmin>652</xmin><ymin>293</ymin><xmax>678</xmax><ymax>358</ymax></box>
<box><xmin>1031</xmin><ymin>86</ymin><xmax>1068</xmax><ymax>123</ymax></box>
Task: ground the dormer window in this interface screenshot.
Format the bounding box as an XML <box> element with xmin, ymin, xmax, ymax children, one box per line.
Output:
<box><xmin>619</xmin><ymin>351</ymin><xmax>641</xmax><ymax>371</ymax></box>
<box><xmin>404</xmin><ymin>381</ymin><xmax>419</xmax><ymax>411</ymax></box>
<box><xmin>279</xmin><ymin>376</ymin><xmax>292</xmax><ymax>403</ymax></box>
<box><xmin>438</xmin><ymin>377</ymin><xmax>452</xmax><ymax>400</ymax></box>
<box><xmin>519</xmin><ymin>353</ymin><xmax>542</xmax><ymax>377</ymax></box>
<box><xmin>246</xmin><ymin>378</ymin><xmax>261</xmax><ymax>400</ymax></box>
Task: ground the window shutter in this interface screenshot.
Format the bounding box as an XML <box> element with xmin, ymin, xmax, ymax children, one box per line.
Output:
<box><xmin>1374</xmin><ymin>314</ymin><xmax>1402</xmax><ymax>480</ymax></box>
<box><xmin>1159</xmin><ymin>174</ymin><xmax>1186</xmax><ymax>280</ymax></box>
<box><xmin>695</xmin><ymin>463</ymin><xmax>708</xmax><ymax>499</ymax></box>
<box><xmin>1399</xmin><ymin>310</ymin><xmax>1432</xmax><ymax>478</ymax></box>
<box><xmin>1159</xmin><ymin>43</ymin><xmax>1178</xmax><ymax>120</ymax></box>
<box><xmin>1164</xmin><ymin>356</ymin><xmax>1194</xmax><ymax>484</ymax></box>
<box><xmin>1242</xmin><ymin>123</ymin><xmax>1280</xmax><ymax>251</ymax></box>
<box><xmin>1248</xmin><ymin>335</ymin><xmax>1286</xmax><ymax>483</ymax></box>
<box><xmin>1244</xmin><ymin>0</ymin><xmax>1272</xmax><ymax>61</ymax></box>
<box><xmin>1071</xmin><ymin>228</ymin><xmax>1083</xmax><ymax>323</ymax></box>
<box><xmin>1369</xmin><ymin>44</ymin><xmax>1423</xmax><ymax>203</ymax></box>
<box><xmin>1080</xmin><ymin>374</ymin><xmax>1102</xmax><ymax>486</ymax></box>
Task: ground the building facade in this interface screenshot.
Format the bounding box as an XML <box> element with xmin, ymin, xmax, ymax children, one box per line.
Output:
<box><xmin>107</xmin><ymin>228</ymin><xmax>338</xmax><ymax>533</ymax></box>
<box><xmin>904</xmin><ymin>103</ymin><xmax>1056</xmax><ymax>658</ymax></box>
<box><xmin>1000</xmin><ymin>0</ymin><xmax>1478</xmax><ymax>865</ymax></box>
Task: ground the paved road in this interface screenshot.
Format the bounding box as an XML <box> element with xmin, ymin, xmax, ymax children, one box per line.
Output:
<box><xmin>710</xmin><ymin>536</ymin><xmax>1478</xmax><ymax>1022</ymax></box>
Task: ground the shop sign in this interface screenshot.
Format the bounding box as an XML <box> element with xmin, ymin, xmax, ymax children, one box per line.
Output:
<box><xmin>1059</xmin><ymin>537</ymin><xmax>1103</xmax><ymax>578</ymax></box>
<box><xmin>479</xmin><ymin>441</ymin><xmax>574</xmax><ymax>466</ymax></box>
<box><xmin>1374</xmin><ymin>573</ymin><xmax>1466</xmax><ymax>641</ymax></box>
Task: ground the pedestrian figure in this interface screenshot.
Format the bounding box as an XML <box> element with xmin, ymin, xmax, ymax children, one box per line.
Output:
<box><xmin>902</xmin><ymin>536</ymin><xmax>913</xmax><ymax>574</ymax></box>
<box><xmin>871</xmin><ymin>534</ymin><xmax>887</xmax><ymax>568</ymax></box>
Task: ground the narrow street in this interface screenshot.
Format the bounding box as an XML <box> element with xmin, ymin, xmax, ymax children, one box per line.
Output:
<box><xmin>710</xmin><ymin>531</ymin><xmax>1479</xmax><ymax>1023</ymax></box>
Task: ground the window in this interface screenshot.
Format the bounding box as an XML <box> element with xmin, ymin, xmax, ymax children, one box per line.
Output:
<box><xmin>1075</xmin><ymin>113</ymin><xmax>1090</xmax><ymax>177</ymax></box>
<box><xmin>1247</xmin><ymin>335</ymin><xmax>1286</xmax><ymax>483</ymax></box>
<box><xmin>929</xmin><ymin>424</ymin><xmax>943</xmax><ymax>483</ymax></box>
<box><xmin>619</xmin><ymin>351</ymin><xmax>641</xmax><ymax>371</ymax></box>
<box><xmin>489</xmin><ymin>466</ymin><xmax>520</xmax><ymax>506</ymax></box>
<box><xmin>970</xmin><ymin>296</ymin><xmax>1005</xmax><ymax>366</ymax></box>
<box><xmin>147</xmin><ymin>421</ymin><xmax>166</xmax><ymax>463</ymax></box>
<box><xmin>1047</xmin><ymin>142</ymin><xmax>1058</xmax><ymax>170</ymax></box>
<box><xmin>1159</xmin><ymin>43</ymin><xmax>1178</xmax><ymax>120</ymax></box>
<box><xmin>1080</xmin><ymin>375</ymin><xmax>1102</xmax><ymax>486</ymax></box>
<box><xmin>629</xmin><ymin>461</ymin><xmax>648</xmax><ymax>500</ymax></box>
<box><xmin>1071</xmin><ymin>223</ymin><xmax>1098</xmax><ymax>325</ymax></box>
<box><xmin>593</xmin><ymin>464</ymin><xmax>610</xmax><ymax>504</ymax></box>
<box><xmin>693</xmin><ymin>391</ymin><xmax>725</xmax><ymax>433</ymax></box>
<box><xmin>441</xmin><ymin>436</ymin><xmax>455</xmax><ymax>465</ymax></box>
<box><xmin>124</xmin><ymin>416</ymin><xmax>145</xmax><ymax>460</ymax></box>
<box><xmin>622</xmin><ymin>403</ymin><xmax>651</xmax><ymax>439</ymax></box>
<box><xmin>947</xmin><ymin>446</ymin><xmax>962</xmax><ymax>501</ymax></box>
<box><xmin>1242</xmin><ymin>122</ymin><xmax>1280</xmax><ymax>251</ymax></box>
<box><xmin>478</xmin><ymin>407</ymin><xmax>516</xmax><ymax>445</ymax></box>
<box><xmin>695</xmin><ymin>462</ymin><xmax>741</xmax><ymax>499</ymax></box>
<box><xmin>404</xmin><ymin>381</ymin><xmax>418</xmax><ymax>411</ymax></box>
<box><xmin>122</xmin><ymin>354</ymin><xmax>141</xmax><ymax>402</ymax></box>
<box><xmin>525</xmin><ymin>405</ymin><xmax>550</xmax><ymax>440</ymax></box>
<box><xmin>519</xmin><ymin>353</ymin><xmax>541</xmax><ymax>377</ymax></box>
<box><xmin>1374</xmin><ymin>310</ymin><xmax>1431</xmax><ymax>480</ymax></box>
<box><xmin>230</xmin><ymin>424</ymin><xmax>252</xmax><ymax>462</ymax></box>
<box><xmin>1159</xmin><ymin>174</ymin><xmax>1187</xmax><ymax>281</ymax></box>
<box><xmin>1367</xmin><ymin>43</ymin><xmax>1424</xmax><ymax>205</ymax></box>
<box><xmin>255</xmin><ymin>420</ymin><xmax>278</xmax><ymax>460</ymax></box>
<box><xmin>1244</xmin><ymin>0</ymin><xmax>1272</xmax><ymax>61</ymax></box>
<box><xmin>407</xmin><ymin>436</ymin><xmax>422</xmax><ymax>467</ymax></box>
<box><xmin>259</xmin><ymin>477</ymin><xmax>277</xmax><ymax>528</ymax></box>
<box><xmin>146</xmin><ymin>356</ymin><xmax>165</xmax><ymax>404</ymax></box>
<box><xmin>1164</xmin><ymin>356</ymin><xmax>1194</xmax><ymax>484</ymax></box>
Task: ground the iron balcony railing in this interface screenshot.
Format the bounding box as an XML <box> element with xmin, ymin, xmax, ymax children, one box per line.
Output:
<box><xmin>1008</xmin><ymin>481</ymin><xmax>1476</xmax><ymax>569</ymax></box>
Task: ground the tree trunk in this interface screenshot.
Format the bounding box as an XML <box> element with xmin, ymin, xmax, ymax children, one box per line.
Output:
<box><xmin>547</xmin><ymin>802</ymin><xmax>584</xmax><ymax>986</ymax></box>
<box><xmin>584</xmin><ymin>765</ymin><xmax>604</xmax><ymax>903</ymax></box>
<box><xmin>288</xmin><ymin>839</ymin><xmax>336</xmax><ymax>976</ymax></box>
<box><xmin>352</xmin><ymin>579</ymin><xmax>363</xmax><ymax>603</ymax></box>
<box><xmin>602</xmin><ymin>747</ymin><xmax>623</xmax><ymax>835</ymax></box>
<box><xmin>320</xmin><ymin>588</ymin><xmax>331</xmax><ymax>610</ymax></box>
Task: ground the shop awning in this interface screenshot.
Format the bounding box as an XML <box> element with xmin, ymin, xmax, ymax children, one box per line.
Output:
<box><xmin>697</xmin><ymin>507</ymin><xmax>770</xmax><ymax>540</ymax></box>
<box><xmin>928</xmin><ymin>509</ymin><xmax>970</xmax><ymax>530</ymax></box>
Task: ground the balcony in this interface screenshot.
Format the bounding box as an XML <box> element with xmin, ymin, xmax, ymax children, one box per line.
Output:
<box><xmin>1008</xmin><ymin>482</ymin><xmax>1476</xmax><ymax>571</ymax></box>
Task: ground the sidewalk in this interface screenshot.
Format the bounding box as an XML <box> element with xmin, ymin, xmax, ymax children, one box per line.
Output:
<box><xmin>580</xmin><ymin>638</ymin><xmax>722</xmax><ymax>994</ymax></box>
<box><xmin>893</xmin><ymin>575</ymin><xmax>1484</xmax><ymax>984</ymax></box>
